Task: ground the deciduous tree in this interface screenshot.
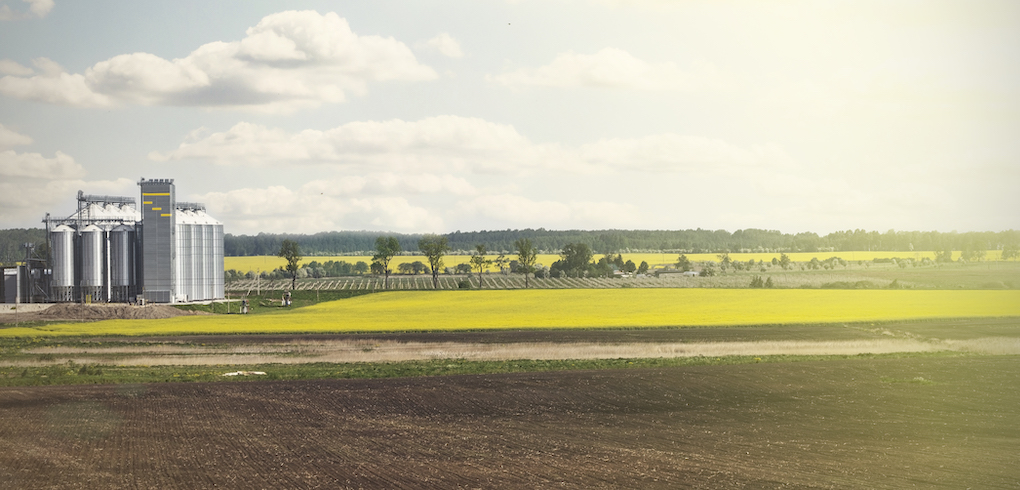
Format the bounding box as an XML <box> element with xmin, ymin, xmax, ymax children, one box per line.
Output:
<box><xmin>493</xmin><ymin>253</ymin><xmax>509</xmax><ymax>275</ymax></box>
<box><xmin>560</xmin><ymin>243</ymin><xmax>593</xmax><ymax>277</ymax></box>
<box><xmin>418</xmin><ymin>234</ymin><xmax>449</xmax><ymax>289</ymax></box>
<box><xmin>277</xmin><ymin>239</ymin><xmax>302</xmax><ymax>291</ymax></box>
<box><xmin>469</xmin><ymin>244</ymin><xmax>492</xmax><ymax>288</ymax></box>
<box><xmin>372</xmin><ymin>236</ymin><xmax>400</xmax><ymax>289</ymax></box>
<box><xmin>514</xmin><ymin>238</ymin><xmax>538</xmax><ymax>288</ymax></box>
<box><xmin>676</xmin><ymin>254</ymin><xmax>692</xmax><ymax>272</ymax></box>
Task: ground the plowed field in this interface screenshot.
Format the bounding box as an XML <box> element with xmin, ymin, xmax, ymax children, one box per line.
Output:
<box><xmin>1</xmin><ymin>355</ymin><xmax>1017</xmax><ymax>488</ymax></box>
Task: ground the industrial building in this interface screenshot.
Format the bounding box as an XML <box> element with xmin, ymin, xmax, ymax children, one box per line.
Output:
<box><xmin>2</xmin><ymin>178</ymin><xmax>224</xmax><ymax>304</ymax></box>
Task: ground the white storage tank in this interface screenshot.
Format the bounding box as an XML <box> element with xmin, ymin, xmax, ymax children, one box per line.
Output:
<box><xmin>80</xmin><ymin>224</ymin><xmax>104</xmax><ymax>301</ymax></box>
<box><xmin>110</xmin><ymin>224</ymin><xmax>135</xmax><ymax>302</ymax></box>
<box><xmin>80</xmin><ymin>225</ymin><xmax>103</xmax><ymax>287</ymax></box>
<box><xmin>50</xmin><ymin>225</ymin><xmax>75</xmax><ymax>302</ymax></box>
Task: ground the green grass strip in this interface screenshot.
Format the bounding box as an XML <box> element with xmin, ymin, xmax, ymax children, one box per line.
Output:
<box><xmin>0</xmin><ymin>351</ymin><xmax>972</xmax><ymax>388</ymax></box>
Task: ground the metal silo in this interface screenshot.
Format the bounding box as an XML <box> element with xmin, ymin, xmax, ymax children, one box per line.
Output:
<box><xmin>199</xmin><ymin>221</ymin><xmax>212</xmax><ymax>300</ymax></box>
<box><xmin>110</xmin><ymin>224</ymin><xmax>135</xmax><ymax>302</ymax></box>
<box><xmin>80</xmin><ymin>224</ymin><xmax>104</xmax><ymax>302</ymax></box>
<box><xmin>212</xmin><ymin>222</ymin><xmax>224</xmax><ymax>299</ymax></box>
<box><xmin>50</xmin><ymin>225</ymin><xmax>75</xmax><ymax>302</ymax></box>
<box><xmin>175</xmin><ymin>211</ymin><xmax>194</xmax><ymax>302</ymax></box>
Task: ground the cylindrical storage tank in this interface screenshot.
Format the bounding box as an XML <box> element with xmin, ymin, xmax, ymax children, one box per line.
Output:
<box><xmin>110</xmin><ymin>225</ymin><xmax>134</xmax><ymax>287</ymax></box>
<box><xmin>175</xmin><ymin>216</ymin><xmax>193</xmax><ymax>302</ymax></box>
<box><xmin>110</xmin><ymin>224</ymin><xmax>135</xmax><ymax>302</ymax></box>
<box><xmin>212</xmin><ymin>223</ymin><xmax>224</xmax><ymax>299</ymax></box>
<box><xmin>50</xmin><ymin>225</ymin><xmax>75</xmax><ymax>302</ymax></box>
<box><xmin>202</xmin><ymin>223</ymin><xmax>213</xmax><ymax>300</ymax></box>
<box><xmin>80</xmin><ymin>225</ymin><xmax>104</xmax><ymax>288</ymax></box>
<box><xmin>50</xmin><ymin>225</ymin><xmax>75</xmax><ymax>287</ymax></box>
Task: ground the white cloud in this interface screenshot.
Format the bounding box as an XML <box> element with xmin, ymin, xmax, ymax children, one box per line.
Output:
<box><xmin>0</xmin><ymin>59</ymin><xmax>33</xmax><ymax>76</ymax></box>
<box><xmin>152</xmin><ymin>115</ymin><xmax>790</xmax><ymax>177</ymax></box>
<box><xmin>26</xmin><ymin>0</ymin><xmax>51</xmax><ymax>17</ymax></box>
<box><xmin>302</xmin><ymin>173</ymin><xmax>477</xmax><ymax>197</ymax></box>
<box><xmin>0</xmin><ymin>123</ymin><xmax>33</xmax><ymax>148</ymax></box>
<box><xmin>150</xmin><ymin>116</ymin><xmax>558</xmax><ymax>173</ymax></box>
<box><xmin>0</xmin><ymin>0</ymin><xmax>53</xmax><ymax>20</ymax></box>
<box><xmin>490</xmin><ymin>48</ymin><xmax>724</xmax><ymax>91</ymax></box>
<box><xmin>0</xmin><ymin>149</ymin><xmax>82</xmax><ymax>180</ymax></box>
<box><xmin>0</xmin><ymin>11</ymin><xmax>437</xmax><ymax>112</ymax></box>
<box><xmin>0</xmin><ymin>145</ymin><xmax>135</xmax><ymax>226</ymax></box>
<box><xmin>416</xmin><ymin>33</ymin><xmax>464</xmax><ymax>58</ymax></box>
<box><xmin>577</xmin><ymin>135</ymin><xmax>795</xmax><ymax>174</ymax></box>
<box><xmin>456</xmin><ymin>194</ymin><xmax>640</xmax><ymax>230</ymax></box>
<box><xmin>194</xmin><ymin>184</ymin><xmax>445</xmax><ymax>234</ymax></box>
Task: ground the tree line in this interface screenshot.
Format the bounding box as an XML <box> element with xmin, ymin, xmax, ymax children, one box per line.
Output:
<box><xmin>273</xmin><ymin>235</ymin><xmax>543</xmax><ymax>290</ymax></box>
<box><xmin>221</xmin><ymin>228</ymin><xmax>1019</xmax><ymax>257</ymax></box>
<box><xmin>2</xmin><ymin>227</ymin><xmax>1018</xmax><ymax>266</ymax></box>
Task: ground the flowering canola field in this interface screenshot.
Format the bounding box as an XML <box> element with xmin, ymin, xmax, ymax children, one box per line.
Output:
<box><xmin>6</xmin><ymin>289</ymin><xmax>1018</xmax><ymax>337</ymax></box>
<box><xmin>224</xmin><ymin>251</ymin><xmax>1001</xmax><ymax>274</ymax></box>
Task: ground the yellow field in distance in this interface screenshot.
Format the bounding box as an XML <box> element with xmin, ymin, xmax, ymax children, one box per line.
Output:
<box><xmin>225</xmin><ymin>251</ymin><xmax>1002</xmax><ymax>274</ymax></box>
<box><xmin>6</xmin><ymin>289</ymin><xmax>1018</xmax><ymax>338</ymax></box>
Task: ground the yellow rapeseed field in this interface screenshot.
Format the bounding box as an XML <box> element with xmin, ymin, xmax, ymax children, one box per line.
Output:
<box><xmin>5</xmin><ymin>289</ymin><xmax>1018</xmax><ymax>337</ymax></box>
<box><xmin>225</xmin><ymin>251</ymin><xmax>1002</xmax><ymax>274</ymax></box>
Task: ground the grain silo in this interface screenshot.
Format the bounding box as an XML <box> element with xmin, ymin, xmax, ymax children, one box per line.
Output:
<box><xmin>110</xmin><ymin>224</ymin><xmax>136</xmax><ymax>302</ymax></box>
<box><xmin>79</xmin><ymin>224</ymin><xmax>104</xmax><ymax>302</ymax></box>
<box><xmin>30</xmin><ymin>178</ymin><xmax>224</xmax><ymax>304</ymax></box>
<box><xmin>50</xmin><ymin>224</ymin><xmax>75</xmax><ymax>302</ymax></box>
<box><xmin>173</xmin><ymin>203</ymin><xmax>224</xmax><ymax>302</ymax></box>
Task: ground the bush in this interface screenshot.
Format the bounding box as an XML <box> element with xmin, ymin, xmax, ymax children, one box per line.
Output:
<box><xmin>457</xmin><ymin>280</ymin><xmax>472</xmax><ymax>289</ymax></box>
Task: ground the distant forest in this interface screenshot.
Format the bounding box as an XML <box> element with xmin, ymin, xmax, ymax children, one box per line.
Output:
<box><xmin>2</xmin><ymin>228</ymin><xmax>1017</xmax><ymax>264</ymax></box>
<box><xmin>218</xmin><ymin>229</ymin><xmax>1019</xmax><ymax>257</ymax></box>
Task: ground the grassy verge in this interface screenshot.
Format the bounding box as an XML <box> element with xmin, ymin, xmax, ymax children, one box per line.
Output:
<box><xmin>172</xmin><ymin>289</ymin><xmax>377</xmax><ymax>315</ymax></box>
<box><xmin>0</xmin><ymin>351</ymin><xmax>972</xmax><ymax>387</ymax></box>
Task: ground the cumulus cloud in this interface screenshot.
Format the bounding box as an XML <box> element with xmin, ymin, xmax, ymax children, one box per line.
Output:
<box><xmin>0</xmin><ymin>123</ymin><xmax>33</xmax><ymax>148</ymax></box>
<box><xmin>416</xmin><ymin>33</ymin><xmax>464</xmax><ymax>58</ymax></box>
<box><xmin>455</xmin><ymin>194</ymin><xmax>640</xmax><ymax>230</ymax></box>
<box><xmin>0</xmin><ymin>10</ymin><xmax>437</xmax><ymax>111</ymax></box>
<box><xmin>194</xmin><ymin>183</ymin><xmax>445</xmax><ymax>234</ymax></box>
<box><xmin>0</xmin><ymin>0</ymin><xmax>53</xmax><ymax>20</ymax></box>
<box><xmin>0</xmin><ymin>149</ymin><xmax>82</xmax><ymax>179</ymax></box>
<box><xmin>150</xmin><ymin>115</ymin><xmax>565</xmax><ymax>173</ymax></box>
<box><xmin>0</xmin><ymin>133</ymin><xmax>135</xmax><ymax>226</ymax></box>
<box><xmin>0</xmin><ymin>59</ymin><xmax>33</xmax><ymax>76</ymax></box>
<box><xmin>302</xmin><ymin>173</ymin><xmax>477</xmax><ymax>197</ymax></box>
<box><xmin>490</xmin><ymin>48</ymin><xmax>724</xmax><ymax>91</ymax></box>
<box><xmin>151</xmin><ymin>115</ymin><xmax>790</xmax><ymax>177</ymax></box>
<box><xmin>187</xmin><ymin>177</ymin><xmax>642</xmax><ymax>234</ymax></box>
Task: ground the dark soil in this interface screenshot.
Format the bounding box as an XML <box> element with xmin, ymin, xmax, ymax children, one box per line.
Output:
<box><xmin>0</xmin><ymin>355</ymin><xmax>1016</xmax><ymax>488</ymax></box>
<box><xmin>90</xmin><ymin>316</ymin><xmax>1020</xmax><ymax>345</ymax></box>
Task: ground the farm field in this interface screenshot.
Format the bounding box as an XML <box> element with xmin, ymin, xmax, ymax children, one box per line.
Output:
<box><xmin>3</xmin><ymin>317</ymin><xmax>1017</xmax><ymax>373</ymax></box>
<box><xmin>2</xmin><ymin>289</ymin><xmax>1018</xmax><ymax>338</ymax></box>
<box><xmin>225</xmin><ymin>257</ymin><xmax>1020</xmax><ymax>292</ymax></box>
<box><xmin>224</xmin><ymin>250</ymin><xmax>1010</xmax><ymax>274</ymax></box>
<box><xmin>1</xmin><ymin>354</ymin><xmax>1017</xmax><ymax>488</ymax></box>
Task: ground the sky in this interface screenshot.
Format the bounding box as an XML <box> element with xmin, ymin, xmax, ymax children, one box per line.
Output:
<box><xmin>0</xmin><ymin>0</ymin><xmax>1017</xmax><ymax>236</ymax></box>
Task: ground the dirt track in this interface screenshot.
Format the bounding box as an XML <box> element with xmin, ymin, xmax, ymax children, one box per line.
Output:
<box><xmin>8</xmin><ymin>318</ymin><xmax>1018</xmax><ymax>367</ymax></box>
<box><xmin>1</xmin><ymin>355</ymin><xmax>1016</xmax><ymax>488</ymax></box>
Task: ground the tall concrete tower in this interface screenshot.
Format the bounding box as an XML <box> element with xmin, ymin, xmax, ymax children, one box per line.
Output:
<box><xmin>138</xmin><ymin>178</ymin><xmax>175</xmax><ymax>303</ymax></box>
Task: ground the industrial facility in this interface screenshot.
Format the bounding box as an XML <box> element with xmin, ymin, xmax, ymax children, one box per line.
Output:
<box><xmin>2</xmin><ymin>178</ymin><xmax>224</xmax><ymax>304</ymax></box>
